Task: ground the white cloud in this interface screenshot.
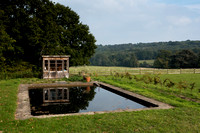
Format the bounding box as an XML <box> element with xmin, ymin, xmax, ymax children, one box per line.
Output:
<box><xmin>185</xmin><ymin>4</ymin><xmax>200</xmax><ymax>14</ymax></box>
<box><xmin>51</xmin><ymin>0</ymin><xmax>200</xmax><ymax>44</ymax></box>
<box><xmin>167</xmin><ymin>16</ymin><xmax>192</xmax><ymax>26</ymax></box>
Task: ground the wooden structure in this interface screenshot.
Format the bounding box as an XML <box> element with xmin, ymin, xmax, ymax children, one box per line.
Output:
<box><xmin>42</xmin><ymin>55</ymin><xmax>70</xmax><ymax>79</ymax></box>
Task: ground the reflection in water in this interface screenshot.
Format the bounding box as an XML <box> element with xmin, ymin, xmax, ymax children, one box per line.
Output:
<box><xmin>29</xmin><ymin>86</ymin><xmax>96</xmax><ymax>115</ymax></box>
<box><xmin>43</xmin><ymin>88</ymin><xmax>69</xmax><ymax>105</ymax></box>
<box><xmin>84</xmin><ymin>86</ymin><xmax>91</xmax><ymax>94</ymax></box>
<box><xmin>29</xmin><ymin>86</ymin><xmax>146</xmax><ymax>116</ymax></box>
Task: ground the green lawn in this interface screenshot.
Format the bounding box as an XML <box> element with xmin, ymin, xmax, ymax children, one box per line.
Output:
<box><xmin>138</xmin><ymin>60</ymin><xmax>155</xmax><ymax>65</ymax></box>
<box><xmin>0</xmin><ymin>72</ymin><xmax>200</xmax><ymax>132</ymax></box>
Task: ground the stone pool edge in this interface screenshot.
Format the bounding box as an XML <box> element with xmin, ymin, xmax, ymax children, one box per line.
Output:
<box><xmin>15</xmin><ymin>81</ymin><xmax>173</xmax><ymax>120</ymax></box>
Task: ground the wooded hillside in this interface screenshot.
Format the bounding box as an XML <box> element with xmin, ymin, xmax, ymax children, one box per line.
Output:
<box><xmin>90</xmin><ymin>40</ymin><xmax>200</xmax><ymax>68</ymax></box>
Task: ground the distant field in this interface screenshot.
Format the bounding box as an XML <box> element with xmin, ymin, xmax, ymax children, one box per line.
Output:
<box><xmin>70</xmin><ymin>66</ymin><xmax>200</xmax><ymax>75</ymax></box>
<box><xmin>70</xmin><ymin>66</ymin><xmax>139</xmax><ymax>75</ymax></box>
<box><xmin>138</xmin><ymin>60</ymin><xmax>154</xmax><ymax>65</ymax></box>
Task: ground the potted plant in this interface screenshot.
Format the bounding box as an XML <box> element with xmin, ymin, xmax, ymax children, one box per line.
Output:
<box><xmin>79</xmin><ymin>70</ymin><xmax>91</xmax><ymax>82</ymax></box>
<box><xmin>84</xmin><ymin>74</ymin><xmax>91</xmax><ymax>82</ymax></box>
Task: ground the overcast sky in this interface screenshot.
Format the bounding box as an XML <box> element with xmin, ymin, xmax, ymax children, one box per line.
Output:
<box><xmin>51</xmin><ymin>0</ymin><xmax>200</xmax><ymax>45</ymax></box>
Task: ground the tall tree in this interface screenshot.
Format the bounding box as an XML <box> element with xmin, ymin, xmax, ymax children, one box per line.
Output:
<box><xmin>0</xmin><ymin>0</ymin><xmax>96</xmax><ymax>71</ymax></box>
<box><xmin>0</xmin><ymin>9</ymin><xmax>16</xmax><ymax>71</ymax></box>
<box><xmin>153</xmin><ymin>50</ymin><xmax>172</xmax><ymax>68</ymax></box>
<box><xmin>169</xmin><ymin>50</ymin><xmax>198</xmax><ymax>68</ymax></box>
<box><xmin>196</xmin><ymin>52</ymin><xmax>200</xmax><ymax>68</ymax></box>
<box><xmin>0</xmin><ymin>24</ymin><xmax>16</xmax><ymax>71</ymax></box>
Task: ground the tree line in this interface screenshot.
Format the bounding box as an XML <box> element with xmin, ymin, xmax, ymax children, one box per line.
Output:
<box><xmin>90</xmin><ymin>40</ymin><xmax>200</xmax><ymax>68</ymax></box>
<box><xmin>154</xmin><ymin>50</ymin><xmax>200</xmax><ymax>68</ymax></box>
<box><xmin>0</xmin><ymin>0</ymin><xmax>96</xmax><ymax>72</ymax></box>
<box><xmin>90</xmin><ymin>52</ymin><xmax>138</xmax><ymax>67</ymax></box>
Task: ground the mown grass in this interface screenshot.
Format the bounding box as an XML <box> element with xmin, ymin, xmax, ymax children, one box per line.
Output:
<box><xmin>0</xmin><ymin>70</ymin><xmax>200</xmax><ymax>132</ymax></box>
<box><xmin>70</xmin><ymin>66</ymin><xmax>140</xmax><ymax>75</ymax></box>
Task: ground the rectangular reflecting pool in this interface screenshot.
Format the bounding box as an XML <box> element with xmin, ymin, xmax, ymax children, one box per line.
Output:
<box><xmin>16</xmin><ymin>82</ymin><xmax>172</xmax><ymax>119</ymax></box>
<box><xmin>29</xmin><ymin>86</ymin><xmax>146</xmax><ymax>116</ymax></box>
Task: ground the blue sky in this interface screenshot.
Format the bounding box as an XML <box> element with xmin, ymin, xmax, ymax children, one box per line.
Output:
<box><xmin>155</xmin><ymin>0</ymin><xmax>200</xmax><ymax>5</ymax></box>
<box><xmin>51</xmin><ymin>0</ymin><xmax>200</xmax><ymax>45</ymax></box>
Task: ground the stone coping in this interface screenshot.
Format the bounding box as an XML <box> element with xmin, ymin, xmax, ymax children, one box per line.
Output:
<box><xmin>15</xmin><ymin>82</ymin><xmax>173</xmax><ymax>120</ymax></box>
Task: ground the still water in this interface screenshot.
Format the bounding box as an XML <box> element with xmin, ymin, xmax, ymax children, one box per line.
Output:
<box><xmin>29</xmin><ymin>86</ymin><xmax>146</xmax><ymax>116</ymax></box>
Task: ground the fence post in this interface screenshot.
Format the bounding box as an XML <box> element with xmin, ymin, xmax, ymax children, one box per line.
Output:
<box><xmin>194</xmin><ymin>68</ymin><xmax>196</xmax><ymax>74</ymax></box>
<box><xmin>180</xmin><ymin>68</ymin><xmax>182</xmax><ymax>74</ymax></box>
<box><xmin>167</xmin><ymin>69</ymin><xmax>168</xmax><ymax>74</ymax></box>
<box><xmin>140</xmin><ymin>68</ymin><xmax>142</xmax><ymax>75</ymax></box>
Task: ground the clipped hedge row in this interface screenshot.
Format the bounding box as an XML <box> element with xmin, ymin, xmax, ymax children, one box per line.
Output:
<box><xmin>0</xmin><ymin>70</ymin><xmax>42</xmax><ymax>80</ymax></box>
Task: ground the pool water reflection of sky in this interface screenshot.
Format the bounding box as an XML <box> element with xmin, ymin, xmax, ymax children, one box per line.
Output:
<box><xmin>29</xmin><ymin>86</ymin><xmax>146</xmax><ymax>116</ymax></box>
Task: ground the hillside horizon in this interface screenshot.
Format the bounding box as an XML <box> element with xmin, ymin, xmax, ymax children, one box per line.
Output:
<box><xmin>90</xmin><ymin>40</ymin><xmax>200</xmax><ymax>67</ymax></box>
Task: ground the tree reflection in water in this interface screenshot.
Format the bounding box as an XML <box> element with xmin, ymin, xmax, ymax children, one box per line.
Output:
<box><xmin>29</xmin><ymin>86</ymin><xmax>96</xmax><ymax>116</ymax></box>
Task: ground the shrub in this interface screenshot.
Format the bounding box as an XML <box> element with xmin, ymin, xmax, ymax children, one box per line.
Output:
<box><xmin>177</xmin><ymin>81</ymin><xmax>188</xmax><ymax>90</ymax></box>
<box><xmin>133</xmin><ymin>75</ymin><xmax>140</xmax><ymax>81</ymax></box>
<box><xmin>125</xmin><ymin>72</ymin><xmax>132</xmax><ymax>80</ymax></box>
<box><xmin>153</xmin><ymin>75</ymin><xmax>161</xmax><ymax>85</ymax></box>
<box><xmin>189</xmin><ymin>82</ymin><xmax>195</xmax><ymax>91</ymax></box>
<box><xmin>66</xmin><ymin>75</ymin><xmax>84</xmax><ymax>82</ymax></box>
<box><xmin>163</xmin><ymin>78</ymin><xmax>175</xmax><ymax>88</ymax></box>
<box><xmin>0</xmin><ymin>70</ymin><xmax>42</xmax><ymax>80</ymax></box>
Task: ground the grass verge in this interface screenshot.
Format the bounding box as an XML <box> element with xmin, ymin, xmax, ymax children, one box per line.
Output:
<box><xmin>0</xmin><ymin>74</ymin><xmax>200</xmax><ymax>132</ymax></box>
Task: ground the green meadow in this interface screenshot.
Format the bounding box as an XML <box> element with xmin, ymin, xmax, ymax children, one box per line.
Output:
<box><xmin>139</xmin><ymin>60</ymin><xmax>155</xmax><ymax>65</ymax></box>
<box><xmin>70</xmin><ymin>66</ymin><xmax>200</xmax><ymax>75</ymax></box>
<box><xmin>0</xmin><ymin>67</ymin><xmax>200</xmax><ymax>132</ymax></box>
